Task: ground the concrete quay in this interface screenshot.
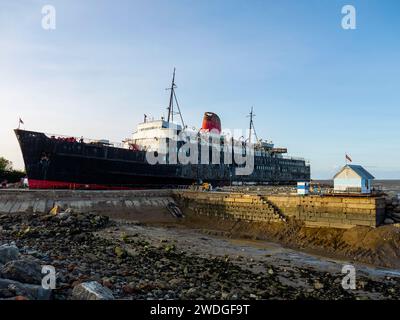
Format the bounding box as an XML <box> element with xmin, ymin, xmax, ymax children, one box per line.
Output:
<box><xmin>0</xmin><ymin>189</ymin><xmax>386</xmax><ymax>229</ymax></box>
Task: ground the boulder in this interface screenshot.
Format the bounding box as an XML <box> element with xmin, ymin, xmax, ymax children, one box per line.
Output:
<box><xmin>71</xmin><ymin>281</ymin><xmax>114</xmax><ymax>300</ymax></box>
<box><xmin>384</xmin><ymin>218</ymin><xmax>395</xmax><ymax>225</ymax></box>
<box><xmin>391</xmin><ymin>216</ymin><xmax>400</xmax><ymax>223</ymax></box>
<box><xmin>390</xmin><ymin>212</ymin><xmax>400</xmax><ymax>220</ymax></box>
<box><xmin>0</xmin><ymin>278</ymin><xmax>51</xmax><ymax>300</ymax></box>
<box><xmin>0</xmin><ymin>244</ymin><xmax>19</xmax><ymax>264</ymax></box>
<box><xmin>1</xmin><ymin>259</ymin><xmax>42</xmax><ymax>285</ymax></box>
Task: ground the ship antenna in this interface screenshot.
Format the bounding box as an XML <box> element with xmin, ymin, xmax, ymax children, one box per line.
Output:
<box><xmin>166</xmin><ymin>68</ymin><xmax>185</xmax><ymax>128</ymax></box>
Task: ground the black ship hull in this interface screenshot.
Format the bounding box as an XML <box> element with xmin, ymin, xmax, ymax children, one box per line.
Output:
<box><xmin>15</xmin><ymin>129</ymin><xmax>310</xmax><ymax>189</ymax></box>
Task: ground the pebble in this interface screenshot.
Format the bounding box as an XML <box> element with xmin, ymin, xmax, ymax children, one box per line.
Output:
<box><xmin>314</xmin><ymin>281</ymin><xmax>324</xmax><ymax>290</ymax></box>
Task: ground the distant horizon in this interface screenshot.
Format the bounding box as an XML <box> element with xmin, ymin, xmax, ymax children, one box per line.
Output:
<box><xmin>1</xmin><ymin>0</ymin><xmax>400</xmax><ymax>179</ymax></box>
<box><xmin>313</xmin><ymin>179</ymin><xmax>400</xmax><ymax>182</ymax></box>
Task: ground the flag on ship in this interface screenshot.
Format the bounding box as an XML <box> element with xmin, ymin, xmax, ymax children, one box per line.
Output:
<box><xmin>18</xmin><ymin>118</ymin><xmax>24</xmax><ymax>129</ymax></box>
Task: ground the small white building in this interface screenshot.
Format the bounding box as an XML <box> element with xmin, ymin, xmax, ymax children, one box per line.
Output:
<box><xmin>333</xmin><ymin>164</ymin><xmax>374</xmax><ymax>194</ymax></box>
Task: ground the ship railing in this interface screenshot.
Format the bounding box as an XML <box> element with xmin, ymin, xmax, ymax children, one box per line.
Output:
<box><xmin>280</xmin><ymin>155</ymin><xmax>310</xmax><ymax>164</ymax></box>
<box><xmin>44</xmin><ymin>132</ymin><xmax>126</xmax><ymax>149</ymax></box>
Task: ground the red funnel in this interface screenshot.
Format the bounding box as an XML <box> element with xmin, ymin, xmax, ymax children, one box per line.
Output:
<box><xmin>201</xmin><ymin>112</ymin><xmax>221</xmax><ymax>134</ymax></box>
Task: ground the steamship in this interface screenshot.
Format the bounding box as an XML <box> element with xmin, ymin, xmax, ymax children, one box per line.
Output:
<box><xmin>15</xmin><ymin>70</ymin><xmax>310</xmax><ymax>189</ymax></box>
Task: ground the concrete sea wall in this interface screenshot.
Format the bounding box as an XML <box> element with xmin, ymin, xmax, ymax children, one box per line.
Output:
<box><xmin>0</xmin><ymin>190</ymin><xmax>175</xmax><ymax>222</ymax></box>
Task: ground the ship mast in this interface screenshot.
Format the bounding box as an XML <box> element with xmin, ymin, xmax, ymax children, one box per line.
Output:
<box><xmin>166</xmin><ymin>68</ymin><xmax>185</xmax><ymax>128</ymax></box>
<box><xmin>167</xmin><ymin>68</ymin><xmax>176</xmax><ymax>122</ymax></box>
<box><xmin>247</xmin><ymin>107</ymin><xmax>259</xmax><ymax>144</ymax></box>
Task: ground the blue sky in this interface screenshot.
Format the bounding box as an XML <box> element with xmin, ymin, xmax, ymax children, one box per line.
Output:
<box><xmin>0</xmin><ymin>0</ymin><xmax>399</xmax><ymax>178</ymax></box>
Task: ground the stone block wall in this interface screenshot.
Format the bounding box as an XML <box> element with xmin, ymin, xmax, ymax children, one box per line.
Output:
<box><xmin>175</xmin><ymin>191</ymin><xmax>386</xmax><ymax>229</ymax></box>
<box><xmin>176</xmin><ymin>192</ymin><xmax>284</xmax><ymax>223</ymax></box>
<box><xmin>265</xmin><ymin>195</ymin><xmax>385</xmax><ymax>228</ymax></box>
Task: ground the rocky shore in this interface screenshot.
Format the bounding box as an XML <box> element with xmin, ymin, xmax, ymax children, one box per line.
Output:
<box><xmin>1</xmin><ymin>210</ymin><xmax>400</xmax><ymax>300</ymax></box>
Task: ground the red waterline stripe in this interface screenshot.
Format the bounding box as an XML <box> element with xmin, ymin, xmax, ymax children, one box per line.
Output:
<box><xmin>28</xmin><ymin>179</ymin><xmax>137</xmax><ymax>190</ymax></box>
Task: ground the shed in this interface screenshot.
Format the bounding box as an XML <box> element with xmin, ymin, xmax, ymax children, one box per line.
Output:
<box><xmin>297</xmin><ymin>181</ymin><xmax>310</xmax><ymax>195</ymax></box>
<box><xmin>333</xmin><ymin>164</ymin><xmax>375</xmax><ymax>194</ymax></box>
